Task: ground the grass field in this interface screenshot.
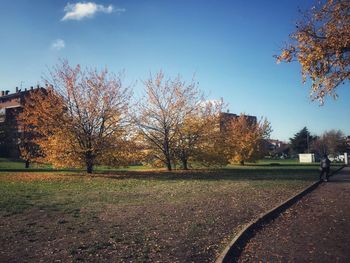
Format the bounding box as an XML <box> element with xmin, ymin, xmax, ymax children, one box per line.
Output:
<box><xmin>0</xmin><ymin>158</ymin><xmax>157</xmax><ymax>172</ymax></box>
<box><xmin>0</xmin><ymin>159</ymin><xmax>342</xmax><ymax>262</ymax></box>
<box><xmin>0</xmin><ymin>157</ymin><xmax>330</xmax><ymax>171</ymax></box>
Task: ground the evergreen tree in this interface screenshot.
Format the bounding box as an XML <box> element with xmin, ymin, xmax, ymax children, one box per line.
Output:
<box><xmin>290</xmin><ymin>127</ymin><xmax>314</xmax><ymax>154</ymax></box>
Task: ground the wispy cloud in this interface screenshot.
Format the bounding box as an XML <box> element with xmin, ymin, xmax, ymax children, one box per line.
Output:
<box><xmin>51</xmin><ymin>39</ymin><xmax>65</xmax><ymax>50</ymax></box>
<box><xmin>61</xmin><ymin>2</ymin><xmax>125</xmax><ymax>21</ymax></box>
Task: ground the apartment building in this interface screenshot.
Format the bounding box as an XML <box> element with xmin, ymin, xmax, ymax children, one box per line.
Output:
<box><xmin>0</xmin><ymin>86</ymin><xmax>42</xmax><ymax>158</ymax></box>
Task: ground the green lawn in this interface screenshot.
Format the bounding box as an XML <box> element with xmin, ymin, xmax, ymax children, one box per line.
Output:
<box><xmin>0</xmin><ymin>158</ymin><xmax>28</xmax><ymax>169</ymax></box>
<box><xmin>0</xmin><ymin>158</ymin><xmax>156</xmax><ymax>172</ymax></box>
<box><xmin>0</xmin><ymin>160</ymin><xmax>343</xmax><ymax>262</ymax></box>
<box><xmin>1</xmin><ymin>157</ymin><xmax>342</xmax><ymax>172</ymax></box>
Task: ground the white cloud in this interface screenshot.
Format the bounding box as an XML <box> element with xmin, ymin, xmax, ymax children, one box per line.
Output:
<box><xmin>51</xmin><ymin>39</ymin><xmax>65</xmax><ymax>50</ymax></box>
<box><xmin>61</xmin><ymin>2</ymin><xmax>125</xmax><ymax>21</ymax></box>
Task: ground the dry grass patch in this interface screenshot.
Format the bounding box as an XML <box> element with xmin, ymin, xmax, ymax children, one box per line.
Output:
<box><xmin>0</xmin><ymin>167</ymin><xmax>322</xmax><ymax>262</ymax></box>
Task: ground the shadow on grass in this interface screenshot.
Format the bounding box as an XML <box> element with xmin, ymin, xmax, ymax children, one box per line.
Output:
<box><xmin>1</xmin><ymin>163</ymin><xmax>343</xmax><ymax>182</ymax></box>
<box><xmin>88</xmin><ymin>167</ymin><xmax>324</xmax><ymax>182</ymax></box>
<box><xmin>0</xmin><ymin>168</ymin><xmax>80</xmax><ymax>173</ymax></box>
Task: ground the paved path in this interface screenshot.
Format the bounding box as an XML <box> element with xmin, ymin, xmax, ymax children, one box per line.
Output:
<box><xmin>238</xmin><ymin>166</ymin><xmax>350</xmax><ymax>263</ymax></box>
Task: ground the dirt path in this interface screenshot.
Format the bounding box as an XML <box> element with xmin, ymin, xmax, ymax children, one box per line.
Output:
<box><xmin>239</xmin><ymin>166</ymin><xmax>350</xmax><ymax>263</ymax></box>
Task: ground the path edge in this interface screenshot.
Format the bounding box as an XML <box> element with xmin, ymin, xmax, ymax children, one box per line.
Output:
<box><xmin>215</xmin><ymin>165</ymin><xmax>345</xmax><ymax>263</ymax></box>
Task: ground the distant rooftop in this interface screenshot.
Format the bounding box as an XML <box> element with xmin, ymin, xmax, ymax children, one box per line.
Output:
<box><xmin>0</xmin><ymin>86</ymin><xmax>47</xmax><ymax>101</ymax></box>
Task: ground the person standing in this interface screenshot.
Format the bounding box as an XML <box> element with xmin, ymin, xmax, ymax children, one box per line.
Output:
<box><xmin>320</xmin><ymin>154</ymin><xmax>331</xmax><ymax>182</ymax></box>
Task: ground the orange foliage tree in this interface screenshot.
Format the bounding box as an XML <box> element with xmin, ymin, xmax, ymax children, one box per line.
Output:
<box><xmin>174</xmin><ymin>100</ymin><xmax>226</xmax><ymax>169</ymax></box>
<box><xmin>276</xmin><ymin>0</ymin><xmax>350</xmax><ymax>103</ymax></box>
<box><xmin>135</xmin><ymin>71</ymin><xmax>214</xmax><ymax>171</ymax></box>
<box><xmin>225</xmin><ymin>114</ymin><xmax>272</xmax><ymax>165</ymax></box>
<box><xmin>18</xmin><ymin>121</ymin><xmax>42</xmax><ymax>168</ymax></box>
<box><xmin>18</xmin><ymin>61</ymin><xmax>132</xmax><ymax>173</ymax></box>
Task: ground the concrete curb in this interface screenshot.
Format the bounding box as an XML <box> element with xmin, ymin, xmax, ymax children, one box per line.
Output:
<box><xmin>215</xmin><ymin>165</ymin><xmax>345</xmax><ymax>263</ymax></box>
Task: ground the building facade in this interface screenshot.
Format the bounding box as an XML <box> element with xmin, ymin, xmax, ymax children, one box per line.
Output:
<box><xmin>0</xmin><ymin>87</ymin><xmax>41</xmax><ymax>158</ymax></box>
<box><xmin>219</xmin><ymin>112</ymin><xmax>257</xmax><ymax>132</ymax></box>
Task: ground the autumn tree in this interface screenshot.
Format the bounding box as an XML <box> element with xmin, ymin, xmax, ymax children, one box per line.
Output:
<box><xmin>135</xmin><ymin>71</ymin><xmax>205</xmax><ymax>171</ymax></box>
<box><xmin>189</xmin><ymin>116</ymin><xmax>229</xmax><ymax>168</ymax></box>
<box><xmin>174</xmin><ymin>100</ymin><xmax>225</xmax><ymax>169</ymax></box>
<box><xmin>18</xmin><ymin>61</ymin><xmax>132</xmax><ymax>173</ymax></box>
<box><xmin>311</xmin><ymin>129</ymin><xmax>347</xmax><ymax>156</ymax></box>
<box><xmin>18</xmin><ymin>125</ymin><xmax>42</xmax><ymax>168</ymax></box>
<box><xmin>276</xmin><ymin>0</ymin><xmax>350</xmax><ymax>103</ymax></box>
<box><xmin>225</xmin><ymin>114</ymin><xmax>272</xmax><ymax>165</ymax></box>
<box><xmin>289</xmin><ymin>127</ymin><xmax>315</xmax><ymax>154</ymax></box>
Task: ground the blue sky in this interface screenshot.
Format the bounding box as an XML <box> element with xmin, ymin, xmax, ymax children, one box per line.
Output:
<box><xmin>1</xmin><ymin>0</ymin><xmax>349</xmax><ymax>141</ymax></box>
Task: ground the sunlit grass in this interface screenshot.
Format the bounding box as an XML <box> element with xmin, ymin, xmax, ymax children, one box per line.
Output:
<box><xmin>0</xmin><ymin>157</ymin><xmax>343</xmax><ymax>172</ymax></box>
<box><xmin>0</xmin><ymin>160</ymin><xmax>343</xmax><ymax>262</ymax></box>
<box><xmin>0</xmin><ymin>162</ymin><xmax>327</xmax><ymax>215</ymax></box>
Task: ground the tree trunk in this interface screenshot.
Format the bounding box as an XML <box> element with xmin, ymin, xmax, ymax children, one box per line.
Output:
<box><xmin>85</xmin><ymin>152</ymin><xmax>94</xmax><ymax>174</ymax></box>
<box><xmin>240</xmin><ymin>160</ymin><xmax>245</xmax><ymax>166</ymax></box>
<box><xmin>163</xmin><ymin>137</ymin><xmax>172</xmax><ymax>171</ymax></box>
<box><xmin>166</xmin><ymin>159</ymin><xmax>172</xmax><ymax>171</ymax></box>
<box><xmin>164</xmin><ymin>152</ymin><xmax>172</xmax><ymax>171</ymax></box>
<box><xmin>25</xmin><ymin>160</ymin><xmax>30</xmax><ymax>169</ymax></box>
<box><xmin>182</xmin><ymin>159</ymin><xmax>188</xmax><ymax>170</ymax></box>
<box><xmin>86</xmin><ymin>162</ymin><xmax>93</xmax><ymax>174</ymax></box>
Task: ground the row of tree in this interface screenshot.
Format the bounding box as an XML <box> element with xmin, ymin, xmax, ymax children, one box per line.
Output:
<box><xmin>18</xmin><ymin>61</ymin><xmax>271</xmax><ymax>173</ymax></box>
<box><xmin>289</xmin><ymin>127</ymin><xmax>348</xmax><ymax>157</ymax></box>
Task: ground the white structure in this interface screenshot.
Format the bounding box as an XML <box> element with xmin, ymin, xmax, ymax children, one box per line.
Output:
<box><xmin>299</xmin><ymin>153</ymin><xmax>315</xmax><ymax>163</ymax></box>
<box><xmin>345</xmin><ymin>152</ymin><xmax>348</xmax><ymax>165</ymax></box>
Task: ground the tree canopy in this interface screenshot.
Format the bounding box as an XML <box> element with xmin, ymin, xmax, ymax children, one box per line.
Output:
<box><xmin>16</xmin><ymin>65</ymin><xmax>275</xmax><ymax>171</ymax></box>
<box><xmin>290</xmin><ymin>127</ymin><xmax>314</xmax><ymax>154</ymax></box>
<box><xmin>311</xmin><ymin>129</ymin><xmax>347</xmax><ymax>155</ymax></box>
<box><xmin>173</xmin><ymin>100</ymin><xmax>225</xmax><ymax>169</ymax></box>
<box><xmin>18</xmin><ymin>61</ymin><xmax>132</xmax><ymax>173</ymax></box>
<box><xmin>135</xmin><ymin>71</ymin><xmax>215</xmax><ymax>171</ymax></box>
<box><xmin>224</xmin><ymin>114</ymin><xmax>272</xmax><ymax>165</ymax></box>
<box><xmin>276</xmin><ymin>0</ymin><xmax>350</xmax><ymax>103</ymax></box>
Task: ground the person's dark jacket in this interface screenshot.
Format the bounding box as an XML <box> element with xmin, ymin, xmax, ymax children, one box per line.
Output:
<box><xmin>320</xmin><ymin>156</ymin><xmax>331</xmax><ymax>169</ymax></box>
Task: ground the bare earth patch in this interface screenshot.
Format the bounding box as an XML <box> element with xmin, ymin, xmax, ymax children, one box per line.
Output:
<box><xmin>0</xmin><ymin>169</ymin><xmax>317</xmax><ymax>262</ymax></box>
